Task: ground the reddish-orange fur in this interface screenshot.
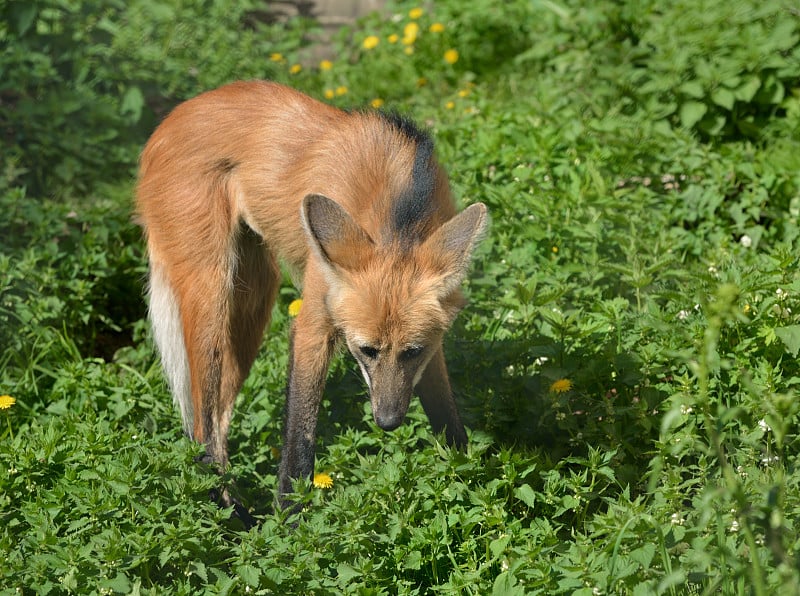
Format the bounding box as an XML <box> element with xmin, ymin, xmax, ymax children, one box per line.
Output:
<box><xmin>136</xmin><ymin>81</ymin><xmax>486</xmax><ymax>509</ymax></box>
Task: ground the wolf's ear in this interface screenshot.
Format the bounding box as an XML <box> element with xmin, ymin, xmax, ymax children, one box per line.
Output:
<box><xmin>302</xmin><ymin>194</ymin><xmax>374</xmax><ymax>279</ymax></box>
<box><xmin>423</xmin><ymin>202</ymin><xmax>488</xmax><ymax>298</ymax></box>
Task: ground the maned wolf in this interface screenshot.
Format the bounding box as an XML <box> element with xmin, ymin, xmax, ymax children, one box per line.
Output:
<box><xmin>135</xmin><ymin>81</ymin><xmax>487</xmax><ymax>510</ymax></box>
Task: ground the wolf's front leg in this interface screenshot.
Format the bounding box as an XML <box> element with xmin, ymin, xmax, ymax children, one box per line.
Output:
<box><xmin>416</xmin><ymin>346</ymin><xmax>468</xmax><ymax>447</ymax></box>
<box><xmin>278</xmin><ymin>307</ymin><xmax>336</xmax><ymax>509</ymax></box>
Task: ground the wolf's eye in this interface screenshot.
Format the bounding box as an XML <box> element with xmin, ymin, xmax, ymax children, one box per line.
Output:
<box><xmin>359</xmin><ymin>345</ymin><xmax>379</xmax><ymax>359</ymax></box>
<box><xmin>401</xmin><ymin>345</ymin><xmax>424</xmax><ymax>360</ymax></box>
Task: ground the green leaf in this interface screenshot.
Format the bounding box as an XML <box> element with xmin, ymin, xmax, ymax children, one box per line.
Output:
<box><xmin>769</xmin><ymin>19</ymin><xmax>799</xmax><ymax>52</ymax></box>
<box><xmin>775</xmin><ymin>325</ymin><xmax>800</xmax><ymax>356</ymax></box>
<box><xmin>336</xmin><ymin>563</ymin><xmax>361</xmax><ymax>583</ymax></box>
<box><xmin>210</xmin><ymin>568</ymin><xmax>236</xmax><ymax>595</ymax></box>
<box><xmin>107</xmin><ymin>480</ymin><xmax>129</xmax><ymax>494</ymax></box>
<box><xmin>734</xmin><ymin>76</ymin><xmax>761</xmax><ymax>102</ymax></box>
<box><xmin>679</xmin><ymin>80</ymin><xmax>705</xmax><ymax>99</ymax></box>
<box><xmin>514</xmin><ymin>483</ymin><xmax>537</xmax><ymax>508</ymax></box>
<box><xmin>9</xmin><ymin>3</ymin><xmax>37</xmax><ymax>35</ymax></box>
<box><xmin>711</xmin><ymin>87</ymin><xmax>735</xmax><ymax>110</ymax></box>
<box><xmin>158</xmin><ymin>547</ymin><xmax>172</xmax><ymax>568</ymax></box>
<box><xmin>120</xmin><ymin>86</ymin><xmax>145</xmax><ymax>122</ymax></box>
<box><xmin>490</xmin><ymin>534</ymin><xmax>511</xmax><ymax>559</ymax></box>
<box><xmin>236</xmin><ymin>564</ymin><xmax>259</xmax><ymax>587</ymax></box>
<box><xmin>679</xmin><ymin>101</ymin><xmax>707</xmax><ymax>129</ymax></box>
<box><xmin>492</xmin><ymin>571</ymin><xmax>525</xmax><ymax>596</ymax></box>
<box><xmin>404</xmin><ymin>550</ymin><xmax>422</xmax><ymax>570</ymax></box>
<box><xmin>630</xmin><ymin>543</ymin><xmax>656</xmax><ymax>569</ymax></box>
<box><xmin>99</xmin><ymin>572</ymin><xmax>131</xmax><ymax>594</ymax></box>
<box><xmin>190</xmin><ymin>561</ymin><xmax>208</xmax><ymax>583</ymax></box>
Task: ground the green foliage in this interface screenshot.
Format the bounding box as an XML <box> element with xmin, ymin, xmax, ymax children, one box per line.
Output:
<box><xmin>2</xmin><ymin>0</ymin><xmax>800</xmax><ymax>594</ymax></box>
<box><xmin>0</xmin><ymin>0</ymin><xmax>313</xmax><ymax>195</ymax></box>
<box><xmin>620</xmin><ymin>0</ymin><xmax>800</xmax><ymax>138</ymax></box>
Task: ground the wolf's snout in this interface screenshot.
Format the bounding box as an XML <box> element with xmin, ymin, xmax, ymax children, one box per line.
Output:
<box><xmin>373</xmin><ymin>408</ymin><xmax>405</xmax><ymax>431</ymax></box>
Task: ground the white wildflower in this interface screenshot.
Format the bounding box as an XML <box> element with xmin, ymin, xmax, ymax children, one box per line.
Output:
<box><xmin>761</xmin><ymin>455</ymin><xmax>780</xmax><ymax>466</ymax></box>
<box><xmin>739</xmin><ymin>235</ymin><xmax>752</xmax><ymax>248</ymax></box>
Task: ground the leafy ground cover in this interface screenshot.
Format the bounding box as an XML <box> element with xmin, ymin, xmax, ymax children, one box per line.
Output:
<box><xmin>2</xmin><ymin>0</ymin><xmax>800</xmax><ymax>593</ymax></box>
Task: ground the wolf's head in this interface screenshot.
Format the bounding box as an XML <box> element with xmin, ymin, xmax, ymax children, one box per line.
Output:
<box><xmin>301</xmin><ymin>194</ymin><xmax>487</xmax><ymax>431</ymax></box>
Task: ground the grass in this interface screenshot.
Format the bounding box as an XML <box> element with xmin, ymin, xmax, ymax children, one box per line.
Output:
<box><xmin>2</xmin><ymin>0</ymin><xmax>800</xmax><ymax>593</ymax></box>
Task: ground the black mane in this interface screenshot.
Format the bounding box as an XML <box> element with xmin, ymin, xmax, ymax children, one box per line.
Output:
<box><xmin>377</xmin><ymin>112</ymin><xmax>437</xmax><ymax>244</ymax></box>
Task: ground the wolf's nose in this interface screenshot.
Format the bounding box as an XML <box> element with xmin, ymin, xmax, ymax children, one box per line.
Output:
<box><xmin>374</xmin><ymin>411</ymin><xmax>404</xmax><ymax>431</ymax></box>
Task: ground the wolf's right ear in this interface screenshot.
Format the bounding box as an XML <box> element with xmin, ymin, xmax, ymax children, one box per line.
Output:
<box><xmin>301</xmin><ymin>194</ymin><xmax>374</xmax><ymax>280</ymax></box>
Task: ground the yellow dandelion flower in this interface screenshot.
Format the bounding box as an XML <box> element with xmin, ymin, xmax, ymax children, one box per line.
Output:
<box><xmin>335</xmin><ymin>85</ymin><xmax>348</xmax><ymax>96</ymax></box>
<box><xmin>549</xmin><ymin>379</ymin><xmax>573</xmax><ymax>394</ymax></box>
<box><xmin>289</xmin><ymin>63</ymin><xmax>302</xmax><ymax>74</ymax></box>
<box><xmin>444</xmin><ymin>49</ymin><xmax>459</xmax><ymax>64</ymax></box>
<box><xmin>319</xmin><ymin>59</ymin><xmax>333</xmax><ymax>71</ymax></box>
<box><xmin>362</xmin><ymin>35</ymin><xmax>380</xmax><ymax>50</ymax></box>
<box><xmin>288</xmin><ymin>299</ymin><xmax>303</xmax><ymax>317</ymax></box>
<box><xmin>409</xmin><ymin>7</ymin><xmax>424</xmax><ymax>19</ymax></box>
<box><xmin>313</xmin><ymin>472</ymin><xmax>334</xmax><ymax>489</ymax></box>
<box><xmin>324</xmin><ymin>88</ymin><xmax>335</xmax><ymax>100</ymax></box>
<box><xmin>458</xmin><ymin>89</ymin><xmax>470</xmax><ymax>98</ymax></box>
<box><xmin>552</xmin><ymin>246</ymin><xmax>559</xmax><ymax>254</ymax></box>
<box><xmin>404</xmin><ymin>46</ymin><xmax>414</xmax><ymax>55</ymax></box>
<box><xmin>445</xmin><ymin>101</ymin><xmax>455</xmax><ymax>110</ymax></box>
<box><xmin>388</xmin><ymin>33</ymin><xmax>399</xmax><ymax>44</ymax></box>
<box><xmin>0</xmin><ymin>395</ymin><xmax>15</xmax><ymax>409</ymax></box>
<box><xmin>371</xmin><ymin>98</ymin><xmax>384</xmax><ymax>108</ymax></box>
<box><xmin>403</xmin><ymin>22</ymin><xmax>419</xmax><ymax>45</ymax></box>
<box><xmin>429</xmin><ymin>22</ymin><xmax>445</xmax><ymax>33</ymax></box>
<box><xmin>270</xmin><ymin>52</ymin><xmax>285</xmax><ymax>63</ymax></box>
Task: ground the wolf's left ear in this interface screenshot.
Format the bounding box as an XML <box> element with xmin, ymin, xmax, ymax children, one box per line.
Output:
<box><xmin>423</xmin><ymin>202</ymin><xmax>488</xmax><ymax>297</ymax></box>
<box><xmin>302</xmin><ymin>194</ymin><xmax>374</xmax><ymax>280</ymax></box>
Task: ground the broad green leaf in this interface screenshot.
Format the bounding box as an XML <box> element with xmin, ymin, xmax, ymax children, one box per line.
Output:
<box><xmin>190</xmin><ymin>561</ymin><xmax>208</xmax><ymax>583</ymax></box>
<box><xmin>490</xmin><ymin>534</ymin><xmax>511</xmax><ymax>559</ymax></box>
<box><xmin>711</xmin><ymin>87</ymin><xmax>735</xmax><ymax>110</ymax></box>
<box><xmin>210</xmin><ymin>569</ymin><xmax>236</xmax><ymax>595</ymax></box>
<box><xmin>492</xmin><ymin>571</ymin><xmax>525</xmax><ymax>596</ymax></box>
<box><xmin>404</xmin><ymin>550</ymin><xmax>422</xmax><ymax>570</ymax></box>
<box><xmin>99</xmin><ymin>572</ymin><xmax>131</xmax><ymax>594</ymax></box>
<box><xmin>514</xmin><ymin>483</ymin><xmax>537</xmax><ymax>508</ymax></box>
<box><xmin>337</xmin><ymin>563</ymin><xmax>361</xmax><ymax>583</ymax></box>
<box><xmin>9</xmin><ymin>3</ymin><xmax>37</xmax><ymax>35</ymax></box>
<box><xmin>120</xmin><ymin>86</ymin><xmax>145</xmax><ymax>122</ymax></box>
<box><xmin>236</xmin><ymin>564</ymin><xmax>259</xmax><ymax>587</ymax></box>
<box><xmin>775</xmin><ymin>325</ymin><xmax>800</xmax><ymax>356</ymax></box>
<box><xmin>769</xmin><ymin>20</ymin><xmax>799</xmax><ymax>51</ymax></box>
<box><xmin>679</xmin><ymin>101</ymin><xmax>707</xmax><ymax>129</ymax></box>
<box><xmin>734</xmin><ymin>76</ymin><xmax>761</xmax><ymax>102</ymax></box>
<box><xmin>679</xmin><ymin>80</ymin><xmax>705</xmax><ymax>99</ymax></box>
<box><xmin>630</xmin><ymin>543</ymin><xmax>656</xmax><ymax>568</ymax></box>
